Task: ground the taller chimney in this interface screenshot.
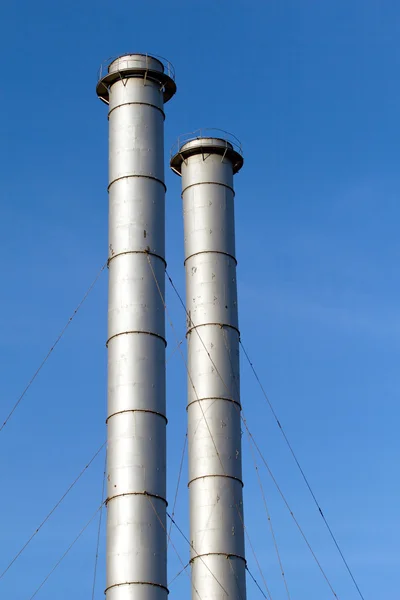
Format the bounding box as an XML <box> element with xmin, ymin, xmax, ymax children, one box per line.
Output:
<box><xmin>97</xmin><ymin>53</ymin><xmax>176</xmax><ymax>600</ymax></box>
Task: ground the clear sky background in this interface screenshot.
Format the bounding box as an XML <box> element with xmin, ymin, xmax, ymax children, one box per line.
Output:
<box><xmin>0</xmin><ymin>1</ymin><xmax>398</xmax><ymax>599</ymax></box>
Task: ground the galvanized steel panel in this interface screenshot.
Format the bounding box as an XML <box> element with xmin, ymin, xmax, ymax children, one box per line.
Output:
<box><xmin>172</xmin><ymin>136</ymin><xmax>247</xmax><ymax>600</ymax></box>
<box><xmin>97</xmin><ymin>53</ymin><xmax>175</xmax><ymax>600</ymax></box>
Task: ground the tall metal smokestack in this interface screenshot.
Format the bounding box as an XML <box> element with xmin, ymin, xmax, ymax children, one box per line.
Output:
<box><xmin>170</xmin><ymin>131</ymin><xmax>247</xmax><ymax>600</ymax></box>
<box><xmin>97</xmin><ymin>54</ymin><xmax>176</xmax><ymax>600</ymax></box>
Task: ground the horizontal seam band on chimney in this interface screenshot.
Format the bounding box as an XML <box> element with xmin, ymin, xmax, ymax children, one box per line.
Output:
<box><xmin>108</xmin><ymin>174</ymin><xmax>167</xmax><ymax>192</ymax></box>
<box><xmin>106</xmin><ymin>491</ymin><xmax>168</xmax><ymax>506</ymax></box>
<box><xmin>189</xmin><ymin>552</ymin><xmax>246</xmax><ymax>566</ymax></box>
<box><xmin>108</xmin><ymin>250</ymin><xmax>166</xmax><ymax>268</ymax></box>
<box><xmin>106</xmin><ymin>408</ymin><xmax>168</xmax><ymax>424</ymax></box>
<box><xmin>106</xmin><ymin>330</ymin><xmax>167</xmax><ymax>348</ymax></box>
<box><xmin>181</xmin><ymin>181</ymin><xmax>235</xmax><ymax>196</ymax></box>
<box><xmin>188</xmin><ymin>474</ymin><xmax>244</xmax><ymax>488</ymax></box>
<box><xmin>186</xmin><ymin>322</ymin><xmax>240</xmax><ymax>337</ymax></box>
<box><xmin>108</xmin><ymin>101</ymin><xmax>165</xmax><ymax>120</ymax></box>
<box><xmin>187</xmin><ymin>397</ymin><xmax>241</xmax><ymax>411</ymax></box>
<box><xmin>184</xmin><ymin>250</ymin><xmax>237</xmax><ymax>266</ymax></box>
<box><xmin>105</xmin><ymin>581</ymin><xmax>169</xmax><ymax>594</ymax></box>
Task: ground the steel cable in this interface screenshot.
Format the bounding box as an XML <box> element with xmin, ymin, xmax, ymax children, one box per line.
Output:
<box><xmin>246</xmin><ymin>565</ymin><xmax>269</xmax><ymax>599</ymax></box>
<box><xmin>147</xmin><ymin>258</ymin><xmax>272</xmax><ymax>599</ymax></box>
<box><xmin>145</xmin><ymin>256</ymin><xmax>233</xmax><ymax>599</ymax></box>
<box><xmin>165</xmin><ymin>269</ymin><xmax>339</xmax><ymax>599</ymax></box>
<box><xmin>227</xmin><ymin>554</ymin><xmax>247</xmax><ymax>600</ymax></box>
<box><xmin>222</xmin><ymin>329</ymin><xmax>291</xmax><ymax>600</ymax></box>
<box><xmin>167</xmin><ymin>338</ymin><xmax>184</xmax><ymax>363</ymax></box>
<box><xmin>146</xmin><ymin>495</ymin><xmax>204</xmax><ymax>600</ymax></box>
<box><xmin>240</xmin><ymin>341</ymin><xmax>365</xmax><ymax>600</ymax></box>
<box><xmin>166</xmin><ymin>511</ymin><xmax>230</xmax><ymax>597</ymax></box>
<box><xmin>247</xmin><ymin>439</ymin><xmax>291</xmax><ymax>600</ymax></box>
<box><xmin>91</xmin><ymin>449</ymin><xmax>107</xmax><ymax>600</ymax></box>
<box><xmin>28</xmin><ymin>502</ymin><xmax>104</xmax><ymax>599</ymax></box>
<box><xmin>0</xmin><ymin>441</ymin><xmax>106</xmax><ymax>580</ymax></box>
<box><xmin>243</xmin><ymin>421</ymin><xmax>338</xmax><ymax>598</ymax></box>
<box><xmin>167</xmin><ymin>509</ymin><xmax>270</xmax><ymax>600</ymax></box>
<box><xmin>168</xmin><ymin>562</ymin><xmax>190</xmax><ymax>587</ymax></box>
<box><xmin>0</xmin><ymin>262</ymin><xmax>107</xmax><ymax>434</ymax></box>
<box><xmin>167</xmin><ymin>431</ymin><xmax>187</xmax><ymax>547</ymax></box>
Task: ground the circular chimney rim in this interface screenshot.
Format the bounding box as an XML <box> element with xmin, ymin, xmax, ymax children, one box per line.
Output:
<box><xmin>96</xmin><ymin>52</ymin><xmax>176</xmax><ymax>104</ymax></box>
<box><xmin>170</xmin><ymin>129</ymin><xmax>244</xmax><ymax>175</ymax></box>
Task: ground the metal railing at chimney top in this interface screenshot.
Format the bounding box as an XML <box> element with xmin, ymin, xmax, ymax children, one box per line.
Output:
<box><xmin>170</xmin><ymin>128</ymin><xmax>243</xmax><ymax>161</ymax></box>
<box><xmin>97</xmin><ymin>53</ymin><xmax>176</xmax><ymax>82</ymax></box>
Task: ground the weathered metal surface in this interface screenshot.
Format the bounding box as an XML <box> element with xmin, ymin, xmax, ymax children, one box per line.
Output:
<box><xmin>171</xmin><ymin>136</ymin><xmax>247</xmax><ymax>600</ymax></box>
<box><xmin>97</xmin><ymin>53</ymin><xmax>176</xmax><ymax>600</ymax></box>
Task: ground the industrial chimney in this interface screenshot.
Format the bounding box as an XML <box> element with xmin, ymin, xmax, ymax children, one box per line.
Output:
<box><xmin>171</xmin><ymin>131</ymin><xmax>247</xmax><ymax>600</ymax></box>
<box><xmin>97</xmin><ymin>54</ymin><xmax>176</xmax><ymax>600</ymax></box>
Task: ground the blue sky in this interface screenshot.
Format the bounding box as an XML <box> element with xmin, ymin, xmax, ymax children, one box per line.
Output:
<box><xmin>0</xmin><ymin>0</ymin><xmax>398</xmax><ymax>598</ymax></box>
